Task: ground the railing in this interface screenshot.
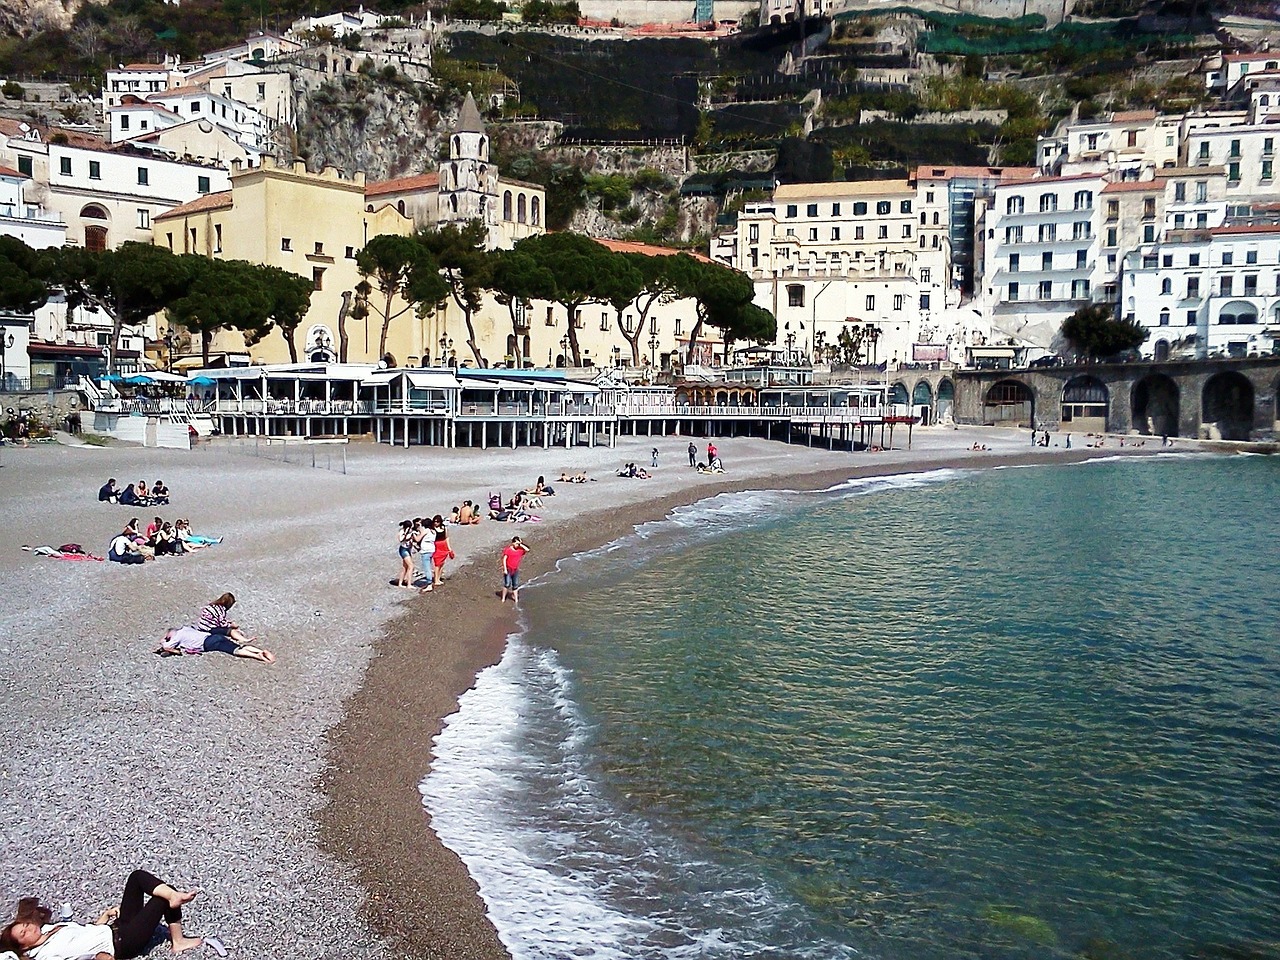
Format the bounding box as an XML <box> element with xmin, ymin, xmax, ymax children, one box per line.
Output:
<box><xmin>210</xmin><ymin>399</ymin><xmax>371</xmax><ymax>415</ymax></box>
<box><xmin>617</xmin><ymin>403</ymin><xmax>886</xmax><ymax>421</ymax></box>
<box><xmin>93</xmin><ymin>398</ymin><xmax>193</xmax><ymax>415</ymax></box>
<box><xmin>0</xmin><ymin>375</ymin><xmax>81</xmax><ymax>393</ymax></box>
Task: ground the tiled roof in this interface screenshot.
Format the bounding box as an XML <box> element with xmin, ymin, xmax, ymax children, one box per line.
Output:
<box><xmin>153</xmin><ymin>190</ymin><xmax>233</xmax><ymax>220</ymax></box>
<box><xmin>1211</xmin><ymin>223</ymin><xmax>1280</xmax><ymax>235</ymax></box>
<box><xmin>0</xmin><ymin>164</ymin><xmax>24</xmax><ymax>177</ymax></box>
<box><xmin>365</xmin><ymin>172</ymin><xmax>439</xmax><ymax>197</ymax></box>
<box><xmin>1101</xmin><ymin>178</ymin><xmax>1166</xmax><ymax>193</ymax></box>
<box><xmin>594</xmin><ymin>238</ymin><xmax>713</xmax><ymax>263</ymax></box>
<box><xmin>913</xmin><ymin>165</ymin><xmax>1036</xmax><ymax>181</ymax></box>
<box><xmin>1111</xmin><ymin>109</ymin><xmax>1157</xmax><ymax>123</ymax></box>
<box><xmin>774</xmin><ymin>180</ymin><xmax>912</xmax><ymax>198</ymax></box>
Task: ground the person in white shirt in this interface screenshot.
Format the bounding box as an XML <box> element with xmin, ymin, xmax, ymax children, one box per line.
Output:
<box><xmin>0</xmin><ymin>871</ymin><xmax>220</xmax><ymax>959</ymax></box>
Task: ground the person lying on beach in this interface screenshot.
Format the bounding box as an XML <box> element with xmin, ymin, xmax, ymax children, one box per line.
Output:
<box><xmin>526</xmin><ymin>476</ymin><xmax>554</xmax><ymax>496</ymax></box>
<box><xmin>557</xmin><ymin>473</ymin><xmax>594</xmax><ymax>484</ymax></box>
<box><xmin>98</xmin><ymin>479</ymin><xmax>120</xmax><ymax>503</ymax></box>
<box><xmin>151</xmin><ymin>480</ymin><xmax>170</xmax><ymax>505</ymax></box>
<box><xmin>0</xmin><ymin>870</ymin><xmax>222</xmax><ymax>960</ymax></box>
<box><xmin>156</xmin><ymin>625</ymin><xmax>276</xmax><ymax>664</ymax></box>
<box><xmin>195</xmin><ymin>592</ymin><xmax>255</xmax><ymax>644</ymax></box>
<box><xmin>695</xmin><ymin>459</ymin><xmax>725</xmax><ymax>474</ymax></box>
<box><xmin>175</xmin><ymin>519</ymin><xmax>220</xmax><ymax>550</ymax></box>
<box><xmin>489</xmin><ymin>507</ymin><xmax>538</xmax><ymax>523</ymax></box>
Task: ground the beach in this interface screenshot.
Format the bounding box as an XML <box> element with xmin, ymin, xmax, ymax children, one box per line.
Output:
<box><xmin>0</xmin><ymin>427</ymin><xmax>1168</xmax><ymax>958</ymax></box>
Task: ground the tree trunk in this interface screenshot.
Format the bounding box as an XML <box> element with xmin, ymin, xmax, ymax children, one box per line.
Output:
<box><xmin>283</xmin><ymin>325</ymin><xmax>299</xmax><ymax>364</ymax></box>
<box><xmin>506</xmin><ymin>303</ymin><xmax>523</xmax><ymax>367</ymax></box>
<box><xmin>377</xmin><ymin>291</ymin><xmax>395</xmax><ymax>360</ymax></box>
<box><xmin>201</xmin><ymin>329</ymin><xmax>212</xmax><ymax>368</ymax></box>
<box><xmin>108</xmin><ymin>313</ymin><xmax>123</xmax><ymax>375</ymax></box>
<box><xmin>617</xmin><ymin>307</ymin><xmax>641</xmax><ymax>366</ymax></box>
<box><xmin>337</xmin><ymin>291</ymin><xmax>352</xmax><ymax>363</ymax></box>
<box><xmin>684</xmin><ymin>316</ymin><xmax>705</xmax><ymax>365</ymax></box>
<box><xmin>565</xmin><ymin>302</ymin><xmax>583</xmax><ymax>366</ymax></box>
<box><xmin>463</xmin><ymin>305</ymin><xmax>484</xmax><ymax>366</ymax></box>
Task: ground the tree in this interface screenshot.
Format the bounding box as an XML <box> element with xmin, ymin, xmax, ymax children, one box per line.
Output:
<box><xmin>167</xmin><ymin>258</ymin><xmax>274</xmax><ymax>367</ymax></box>
<box><xmin>1061</xmin><ymin>304</ymin><xmax>1148</xmax><ymax>361</ymax></box>
<box><xmin>258</xmin><ymin>266</ymin><xmax>315</xmax><ymax>363</ymax></box>
<box><xmin>355</xmin><ymin>234</ymin><xmax>448</xmax><ymax>362</ymax></box>
<box><xmin>512</xmin><ymin>232</ymin><xmax>613</xmax><ymax>366</ymax></box>
<box><xmin>45</xmin><ymin>242</ymin><xmax>189</xmax><ymax>373</ymax></box>
<box><xmin>665</xmin><ymin>255</ymin><xmax>756</xmax><ymax>365</ymax></box>
<box><xmin>594</xmin><ymin>251</ymin><xmax>644</xmax><ymax>366</ymax></box>
<box><xmin>418</xmin><ymin>222</ymin><xmax>492</xmax><ymax>367</ymax></box>
<box><xmin>0</xmin><ymin>237</ymin><xmax>47</xmax><ymax>313</ymax></box>
<box><xmin>490</xmin><ymin>248</ymin><xmax>556</xmax><ymax>368</ymax></box>
<box><xmin>619</xmin><ymin>253</ymin><xmax>683</xmax><ymax>366</ymax></box>
<box><xmin>720</xmin><ymin>301</ymin><xmax>775</xmax><ymax>357</ymax></box>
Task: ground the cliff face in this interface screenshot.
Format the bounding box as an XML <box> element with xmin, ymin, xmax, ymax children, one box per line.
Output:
<box><xmin>0</xmin><ymin>0</ymin><xmax>79</xmax><ymax>37</ymax></box>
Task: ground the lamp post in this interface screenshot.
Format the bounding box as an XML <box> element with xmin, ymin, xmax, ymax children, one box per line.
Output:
<box><xmin>439</xmin><ymin>334</ymin><xmax>453</xmax><ymax>367</ymax></box>
<box><xmin>648</xmin><ymin>331</ymin><xmax>659</xmax><ymax>367</ymax></box>
<box><xmin>612</xmin><ymin>344</ymin><xmax>621</xmax><ymax>368</ymax></box>
<box><xmin>163</xmin><ymin>330</ymin><xmax>177</xmax><ymax>372</ymax></box>
<box><xmin>560</xmin><ymin>335</ymin><xmax>570</xmax><ymax>366</ymax></box>
<box><xmin>0</xmin><ymin>331</ymin><xmax>14</xmax><ymax>385</ymax></box>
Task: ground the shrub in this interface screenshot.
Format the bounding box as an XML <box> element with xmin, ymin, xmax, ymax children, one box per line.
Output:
<box><xmin>2</xmin><ymin>80</ymin><xmax>24</xmax><ymax>100</ymax></box>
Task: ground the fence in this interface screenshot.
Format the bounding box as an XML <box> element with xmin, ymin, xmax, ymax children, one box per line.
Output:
<box><xmin>211</xmin><ymin>435</ymin><xmax>349</xmax><ymax>474</ymax></box>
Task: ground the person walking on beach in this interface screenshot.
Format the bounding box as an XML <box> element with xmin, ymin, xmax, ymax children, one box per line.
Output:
<box><xmin>501</xmin><ymin>536</ymin><xmax>530</xmax><ymax>603</ymax></box>
<box><xmin>707</xmin><ymin>441</ymin><xmax>717</xmax><ymax>465</ymax></box>
<box><xmin>688</xmin><ymin>441</ymin><xmax>697</xmax><ymax>467</ymax></box>
<box><xmin>0</xmin><ymin>869</ymin><xmax>221</xmax><ymax>959</ymax></box>
<box><xmin>651</xmin><ymin>448</ymin><xmax>658</xmax><ymax>468</ymax></box>
<box><xmin>424</xmin><ymin>514</ymin><xmax>455</xmax><ymax>593</ymax></box>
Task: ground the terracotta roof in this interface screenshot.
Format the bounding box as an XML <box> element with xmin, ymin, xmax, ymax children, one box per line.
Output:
<box><xmin>1000</xmin><ymin>172</ymin><xmax>1107</xmax><ymax>188</ymax></box>
<box><xmin>0</xmin><ymin>118</ymin><xmax>111</xmax><ymax>151</ymax></box>
<box><xmin>1111</xmin><ymin>109</ymin><xmax>1157</xmax><ymax>123</ymax></box>
<box><xmin>775</xmin><ymin>179</ymin><xmax>912</xmax><ymax>199</ymax></box>
<box><xmin>594</xmin><ymin>238</ymin><xmax>714</xmax><ymax>263</ymax></box>
<box><xmin>1101</xmin><ymin>178</ymin><xmax>1166</xmax><ymax>193</ymax></box>
<box><xmin>1225</xmin><ymin>52</ymin><xmax>1280</xmax><ymax>62</ymax></box>
<box><xmin>1210</xmin><ymin>223</ymin><xmax>1280</xmax><ymax>235</ymax></box>
<box><xmin>0</xmin><ymin>164</ymin><xmax>25</xmax><ymax>178</ymax></box>
<box><xmin>122</xmin><ymin>63</ymin><xmax>171</xmax><ymax>71</ymax></box>
<box><xmin>153</xmin><ymin>190</ymin><xmax>233</xmax><ymax>221</ymax></box>
<box><xmin>913</xmin><ymin>165</ymin><xmax>1036</xmax><ymax>181</ymax></box>
<box><xmin>365</xmin><ymin>172</ymin><xmax>439</xmax><ymax>197</ymax></box>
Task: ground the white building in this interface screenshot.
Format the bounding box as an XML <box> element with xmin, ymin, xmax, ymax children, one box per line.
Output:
<box><xmin>116</xmin><ymin>88</ymin><xmax>275</xmax><ymax>154</ymax></box>
<box><xmin>1122</xmin><ymin>222</ymin><xmax>1280</xmax><ymax>360</ymax></box>
<box><xmin>978</xmin><ymin>173</ymin><xmax>1108</xmax><ymax>348</ymax></box>
<box><xmin>1037</xmin><ymin>109</ymin><xmax>1181</xmax><ymax>178</ymax></box>
<box><xmin>1181</xmin><ymin>106</ymin><xmax>1280</xmax><ymax>201</ymax></box>
<box><xmin>289</xmin><ymin>8</ymin><xmax>391</xmax><ymax>38</ymax></box>
<box><xmin>0</xmin><ymin>163</ymin><xmax>66</xmax><ymax>248</ymax></box>
<box><xmin>102</xmin><ymin>59</ymin><xmax>184</xmax><ymax>117</ymax></box>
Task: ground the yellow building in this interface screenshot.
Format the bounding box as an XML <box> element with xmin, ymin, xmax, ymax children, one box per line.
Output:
<box><xmin>153</xmin><ymin>156</ymin><xmax>429</xmax><ymax>365</ymax></box>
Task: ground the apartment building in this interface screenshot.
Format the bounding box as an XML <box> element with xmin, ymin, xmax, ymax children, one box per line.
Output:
<box><xmin>1038</xmin><ymin>109</ymin><xmax>1181</xmax><ymax>177</ymax></box>
<box><xmin>1122</xmin><ymin>223</ymin><xmax>1280</xmax><ymax>360</ymax></box>
<box><xmin>979</xmin><ymin>173</ymin><xmax>1108</xmax><ymax>337</ymax></box>
<box><xmin>102</xmin><ymin>60</ymin><xmax>184</xmax><ymax>116</ymax></box>
<box><xmin>116</xmin><ymin>89</ymin><xmax>275</xmax><ymax>154</ymax></box>
<box><xmin>1182</xmin><ymin>108</ymin><xmax>1280</xmax><ymax>200</ymax></box>
<box><xmin>0</xmin><ymin>164</ymin><xmax>65</xmax><ymax>248</ymax></box>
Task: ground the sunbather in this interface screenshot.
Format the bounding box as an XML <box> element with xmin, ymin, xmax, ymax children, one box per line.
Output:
<box><xmin>156</xmin><ymin>625</ymin><xmax>275</xmax><ymax>663</ymax></box>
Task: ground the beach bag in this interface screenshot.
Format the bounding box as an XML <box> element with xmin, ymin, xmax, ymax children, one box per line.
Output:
<box><xmin>57</xmin><ymin>543</ymin><xmax>86</xmax><ymax>555</ymax></box>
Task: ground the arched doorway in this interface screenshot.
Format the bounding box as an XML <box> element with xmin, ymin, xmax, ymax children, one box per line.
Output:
<box><xmin>912</xmin><ymin>380</ymin><xmax>933</xmax><ymax>425</ymax></box>
<box><xmin>1131</xmin><ymin>374</ymin><xmax>1179</xmax><ymax>437</ymax></box>
<box><xmin>1061</xmin><ymin>376</ymin><xmax>1109</xmax><ymax>433</ymax></box>
<box><xmin>889</xmin><ymin>382</ymin><xmax>909</xmax><ymax>407</ymax></box>
<box><xmin>1202</xmin><ymin>371</ymin><xmax>1255</xmax><ymax>440</ymax></box>
<box><xmin>1153</xmin><ymin>339</ymin><xmax>1170</xmax><ymax>362</ymax></box>
<box><xmin>936</xmin><ymin>378</ymin><xmax>955</xmax><ymax>421</ymax></box>
<box><xmin>984</xmin><ymin>379</ymin><xmax>1034</xmax><ymax>426</ymax></box>
<box><xmin>81</xmin><ymin>204</ymin><xmax>109</xmax><ymax>252</ymax></box>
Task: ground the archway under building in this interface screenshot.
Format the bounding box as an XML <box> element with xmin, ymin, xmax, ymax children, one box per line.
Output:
<box><xmin>1201</xmin><ymin>371</ymin><xmax>1255</xmax><ymax>440</ymax></box>
<box><xmin>983</xmin><ymin>379</ymin><xmax>1034</xmax><ymax>426</ymax></box>
<box><xmin>1131</xmin><ymin>374</ymin><xmax>1179</xmax><ymax>437</ymax></box>
<box><xmin>936</xmin><ymin>378</ymin><xmax>955</xmax><ymax>421</ymax></box>
<box><xmin>1061</xmin><ymin>376</ymin><xmax>1109</xmax><ymax>433</ymax></box>
<box><xmin>912</xmin><ymin>380</ymin><xmax>933</xmax><ymax>425</ymax></box>
<box><xmin>889</xmin><ymin>382</ymin><xmax>909</xmax><ymax>408</ymax></box>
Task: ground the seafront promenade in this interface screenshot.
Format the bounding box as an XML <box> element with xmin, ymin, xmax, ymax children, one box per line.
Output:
<box><xmin>0</xmin><ymin>429</ymin><xmax>1181</xmax><ymax>959</ymax></box>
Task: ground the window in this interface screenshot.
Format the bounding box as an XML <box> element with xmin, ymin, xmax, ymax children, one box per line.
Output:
<box><xmin>855</xmin><ymin>226</ymin><xmax>864</xmax><ymax>239</ymax></box>
<box><xmin>748</xmin><ymin>224</ymin><xmax>759</xmax><ymax>242</ymax></box>
<box><xmin>136</xmin><ymin>208</ymin><xmax>150</xmax><ymax>229</ymax></box>
<box><xmin>1228</xmin><ymin>162</ymin><xmax>1241</xmax><ymax>183</ymax></box>
<box><xmin>1161</xmin><ymin>278</ymin><xmax>1172</xmax><ymax>295</ymax></box>
<box><xmin>1143</xmin><ymin>253</ymin><xmax>1158</xmax><ymax>269</ymax></box>
<box><xmin>1163</xmin><ymin>255</ymin><xmax>1173</xmax><ymax>267</ymax></box>
<box><xmin>1174</xmin><ymin>214</ymin><xmax>1186</xmax><ymax>228</ymax></box>
<box><xmin>1160</xmin><ymin>309</ymin><xmax>1170</xmax><ymax>326</ymax></box>
<box><xmin>1187</xmin><ymin>309</ymin><xmax>1198</xmax><ymax>325</ymax></box>
<box><xmin>258</xmin><ymin>82</ymin><xmax>266</xmax><ymax>99</ymax></box>
<box><xmin>1009</xmin><ymin>253</ymin><xmax>1020</xmax><ymax>272</ymax></box>
<box><xmin>1074</xmin><ymin>222</ymin><xmax>1091</xmax><ymax>240</ymax></box>
<box><xmin>1197</xmin><ymin>142</ymin><xmax>1209</xmax><ymax>162</ymax></box>
<box><xmin>878</xmin><ymin>225</ymin><xmax>888</xmax><ymax>239</ymax></box>
<box><xmin>1143</xmin><ymin>198</ymin><xmax>1156</xmax><ymax>219</ymax></box>
<box><xmin>1039</xmin><ymin>194</ymin><xmax>1057</xmax><ymax>212</ymax></box>
<box><xmin>926</xmin><ymin>191</ymin><xmax>935</xmax><ymax>202</ymax></box>
<box><xmin>1039</xmin><ymin>280</ymin><xmax>1053</xmax><ymax>300</ymax></box>
<box><xmin>59</xmin><ymin>156</ymin><xmax>71</xmax><ymax>176</ymax></box>
<box><xmin>865</xmin><ymin>295</ymin><xmax>875</xmax><ymax>311</ymax></box>
<box><xmin>900</xmin><ymin>200</ymin><xmax>912</xmax><ymax>213</ymax></box>
<box><xmin>120</xmin><ymin>115</ymin><xmax>130</xmax><ymax>131</ymax></box>
<box><xmin>89</xmin><ymin>161</ymin><xmax>100</xmax><ymax>180</ymax></box>
<box><xmin>1007</xmin><ymin>196</ymin><xmax>1024</xmax><ymax>214</ymax></box>
<box><xmin>192</xmin><ymin>101</ymin><xmax>201</xmax><ymax>113</ymax></box>
<box><xmin>1229</xmin><ymin>138</ymin><xmax>1241</xmax><ymax>158</ymax></box>
<box><xmin>1005</xmin><ymin>225</ymin><xmax>1023</xmax><ymax>243</ymax></box>
<box><xmin>787</xmin><ymin>284</ymin><xmax>804</xmax><ymax>307</ymax></box>
<box><xmin>1196</xmin><ymin>213</ymin><xmax>1208</xmax><ymax>229</ymax></box>
<box><xmin>1008</xmin><ymin>282</ymin><xmax>1019</xmax><ymax>301</ymax></box>
<box><xmin>1247</xmin><ymin>249</ymin><xmax>1258</xmax><ymax>264</ymax></box>
<box><xmin>831</xmin><ymin>227</ymin><xmax>840</xmax><ymax>241</ymax></box>
<box><xmin>920</xmin><ymin>268</ymin><xmax>931</xmax><ymax>283</ymax></box>
<box><xmin>933</xmin><ymin>212</ymin><xmax>940</xmax><ymax>225</ymax></box>
<box><xmin>1074</xmin><ymin>190</ymin><xmax>1093</xmax><ymax>210</ymax></box>
<box><xmin>1174</xmin><ymin>182</ymin><xmax>1186</xmax><ymax>201</ymax></box>
<box><xmin>1127</xmin><ymin>130</ymin><xmax>1138</xmax><ymax>147</ymax></box>
<box><xmin>854</xmin><ymin>202</ymin><xmax>867</xmax><ymax>215</ymax></box>
<box><xmin>806</xmin><ymin>204</ymin><xmax>818</xmax><ymax>217</ymax></box>
<box><xmin>214</xmin><ymin>224</ymin><xmax>222</xmax><ymax>252</ymax></box>
<box><xmin>920</xmin><ymin>293</ymin><xmax>931</xmax><ymax>309</ymax></box>
<box><xmin>902</xmin><ymin>225</ymin><xmax>911</xmax><ymax>238</ymax></box>
<box><xmin>1039</xmin><ymin>223</ymin><xmax>1056</xmax><ymax>242</ymax></box>
<box><xmin>932</xmin><ymin>235</ymin><xmax>940</xmax><ymax>249</ymax></box>
<box><xmin>893</xmin><ymin>294</ymin><xmax>904</xmax><ymax>310</ymax></box>
<box><xmin>165</xmin><ymin>233</ymin><xmax>173</xmax><ymax>251</ymax></box>
<box><xmin>877</xmin><ymin>201</ymin><xmax>891</xmax><ymax>215</ymax></box>
<box><xmin>1189</xmin><ymin>253</ymin><xmax>1201</xmax><ymax>267</ymax></box>
<box><xmin>1267</xmin><ymin>137</ymin><xmax>1275</xmax><ymax>156</ymax></box>
<box><xmin>1077</xmin><ymin>250</ymin><xmax>1088</xmax><ymax>269</ymax></box>
<box><xmin>1106</xmin><ymin>199</ymin><xmax>1119</xmax><ymax>221</ymax></box>
<box><xmin>808</xmin><ymin>228</ymin><xmax>818</xmax><ymax>241</ymax></box>
<box><xmin>1245</xmin><ymin>274</ymin><xmax>1258</xmax><ymax>295</ymax></box>
<box><xmin>1265</xmin><ymin>160</ymin><xmax>1274</xmax><ymax>182</ymax></box>
<box><xmin>1106</xmin><ymin>227</ymin><xmax>1118</xmax><ymax>247</ymax></box>
<box><xmin>1143</xmin><ymin>225</ymin><xmax>1155</xmax><ymax>243</ymax></box>
<box><xmin>189</xmin><ymin>228</ymin><xmax>196</xmax><ymax>249</ymax></box>
<box><xmin>136</xmin><ymin>166</ymin><xmax>149</xmax><ymax>185</ymax></box>
<box><xmin>1042</xmin><ymin>252</ymin><xmax>1053</xmax><ymax>270</ymax></box>
<box><xmin>1072</xmin><ymin>279</ymin><xmax>1090</xmax><ymax>299</ymax></box>
<box><xmin>1196</xmin><ymin>181</ymin><xmax>1208</xmax><ymax>203</ymax></box>
<box><xmin>832</xmin><ymin>203</ymin><xmax>840</xmax><ymax>215</ymax></box>
<box><xmin>785</xmin><ymin>204</ymin><xmax>797</xmax><ymax>218</ymax></box>
<box><xmin>312</xmin><ymin>267</ymin><xmax>325</xmax><ymax>291</ymax></box>
<box><xmin>1223</xmin><ymin>251</ymin><xmax>1233</xmax><ymax>265</ymax></box>
<box><xmin>281</xmin><ymin>238</ymin><xmax>292</xmax><ymax>251</ymax></box>
<box><xmin>599</xmin><ymin>312</ymin><xmax>610</xmax><ymax>331</ymax></box>
<box><xmin>1220</xmin><ymin>276</ymin><xmax>1233</xmax><ymax>296</ymax></box>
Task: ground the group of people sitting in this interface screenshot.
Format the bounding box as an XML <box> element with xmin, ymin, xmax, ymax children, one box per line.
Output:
<box><xmin>99</xmin><ymin>478</ymin><xmax>170</xmax><ymax>507</ymax></box>
<box><xmin>155</xmin><ymin>592</ymin><xmax>274</xmax><ymax>663</ymax></box>
<box><xmin>617</xmin><ymin>463</ymin><xmax>651</xmax><ymax>479</ymax></box>
<box><xmin>108</xmin><ymin>517</ymin><xmax>220</xmax><ymax>564</ymax></box>
<box><xmin>487</xmin><ymin>477</ymin><xmax>556</xmax><ymax>523</ymax></box>
<box><xmin>696</xmin><ymin>457</ymin><xmax>725</xmax><ymax>474</ymax></box>
<box><xmin>448</xmin><ymin>501</ymin><xmax>482</xmax><ymax>525</ymax></box>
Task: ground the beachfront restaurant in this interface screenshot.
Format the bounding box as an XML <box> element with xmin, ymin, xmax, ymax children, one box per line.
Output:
<box><xmin>453</xmin><ymin>370</ymin><xmax>613</xmax><ymax>449</ymax></box>
<box><xmin>198</xmin><ymin>364</ymin><xmax>377</xmax><ymax>439</ymax></box>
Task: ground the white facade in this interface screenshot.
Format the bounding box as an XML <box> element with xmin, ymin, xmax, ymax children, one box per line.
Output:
<box><xmin>0</xmin><ymin>165</ymin><xmax>65</xmax><ymax>248</ymax></box>
<box><xmin>289</xmin><ymin>9</ymin><xmax>390</xmax><ymax>38</ymax></box>
<box><xmin>136</xmin><ymin>89</ymin><xmax>275</xmax><ymax>153</ymax></box>
<box><xmin>1037</xmin><ymin>110</ymin><xmax>1181</xmax><ymax>177</ymax></box>
<box><xmin>1122</xmin><ymin>224</ymin><xmax>1280</xmax><ymax>360</ymax></box>
<box><xmin>1182</xmin><ymin>110</ymin><xmax>1280</xmax><ymax>200</ymax></box>
<box><xmin>102</xmin><ymin>59</ymin><xmax>183</xmax><ymax>116</ymax></box>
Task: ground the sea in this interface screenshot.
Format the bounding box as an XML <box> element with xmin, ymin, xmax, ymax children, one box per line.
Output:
<box><xmin>419</xmin><ymin>453</ymin><xmax>1280</xmax><ymax>960</ymax></box>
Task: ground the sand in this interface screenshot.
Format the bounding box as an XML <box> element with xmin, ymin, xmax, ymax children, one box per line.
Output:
<box><xmin>0</xmin><ymin>426</ymin><xmax>1171</xmax><ymax>958</ymax></box>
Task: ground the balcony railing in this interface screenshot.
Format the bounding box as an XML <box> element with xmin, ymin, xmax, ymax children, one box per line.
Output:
<box><xmin>210</xmin><ymin>399</ymin><xmax>372</xmax><ymax>415</ymax></box>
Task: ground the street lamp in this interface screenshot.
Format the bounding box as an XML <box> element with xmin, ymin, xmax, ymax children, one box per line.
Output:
<box><xmin>612</xmin><ymin>344</ymin><xmax>621</xmax><ymax>368</ymax></box>
<box><xmin>0</xmin><ymin>331</ymin><xmax>14</xmax><ymax>385</ymax></box>
<box><xmin>163</xmin><ymin>330</ymin><xmax>178</xmax><ymax>372</ymax></box>
<box><xmin>439</xmin><ymin>334</ymin><xmax>453</xmax><ymax>366</ymax></box>
<box><xmin>648</xmin><ymin>329</ymin><xmax>660</xmax><ymax>367</ymax></box>
<box><xmin>559</xmin><ymin>335</ymin><xmax>570</xmax><ymax>366</ymax></box>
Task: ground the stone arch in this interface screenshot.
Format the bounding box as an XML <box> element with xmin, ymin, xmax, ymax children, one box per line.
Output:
<box><xmin>1218</xmin><ymin>299</ymin><xmax>1258</xmax><ymax>326</ymax></box>
<box><xmin>912</xmin><ymin>380</ymin><xmax>933</xmax><ymax>425</ymax></box>
<box><xmin>984</xmin><ymin>378</ymin><xmax>1034</xmax><ymax>425</ymax></box>
<box><xmin>1061</xmin><ymin>375</ymin><xmax>1109</xmax><ymax>432</ymax></box>
<box><xmin>936</xmin><ymin>377</ymin><xmax>955</xmax><ymax>420</ymax></box>
<box><xmin>1201</xmin><ymin>371</ymin><xmax>1255</xmax><ymax>440</ymax></box>
<box><xmin>503</xmin><ymin>190</ymin><xmax>512</xmax><ymax>220</ymax></box>
<box><xmin>1132</xmin><ymin>374</ymin><xmax>1179</xmax><ymax>437</ymax></box>
<box><xmin>889</xmin><ymin>381</ymin><xmax>909</xmax><ymax>406</ymax></box>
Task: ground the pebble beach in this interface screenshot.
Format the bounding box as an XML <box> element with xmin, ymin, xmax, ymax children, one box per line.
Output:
<box><xmin>0</xmin><ymin>428</ymin><xmax>1152</xmax><ymax>959</ymax></box>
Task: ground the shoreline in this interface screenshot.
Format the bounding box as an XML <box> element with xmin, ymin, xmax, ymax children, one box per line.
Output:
<box><xmin>317</xmin><ymin>443</ymin><xmax>1183</xmax><ymax>960</ymax></box>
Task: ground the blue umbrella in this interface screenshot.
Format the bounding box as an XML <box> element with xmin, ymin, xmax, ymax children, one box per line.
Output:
<box><xmin>100</xmin><ymin>373</ymin><xmax>124</xmax><ymax>382</ymax></box>
<box><xmin>124</xmin><ymin>374</ymin><xmax>155</xmax><ymax>385</ymax></box>
<box><xmin>189</xmin><ymin>376</ymin><xmax>217</xmax><ymax>386</ymax></box>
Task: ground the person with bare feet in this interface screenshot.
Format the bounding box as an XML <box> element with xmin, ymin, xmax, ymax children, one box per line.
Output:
<box><xmin>0</xmin><ymin>870</ymin><xmax>222</xmax><ymax>959</ymax></box>
<box><xmin>156</xmin><ymin>625</ymin><xmax>276</xmax><ymax>664</ymax></box>
<box><xmin>501</xmin><ymin>535</ymin><xmax>530</xmax><ymax>603</ymax></box>
<box><xmin>423</xmin><ymin>514</ymin><xmax>455</xmax><ymax>593</ymax></box>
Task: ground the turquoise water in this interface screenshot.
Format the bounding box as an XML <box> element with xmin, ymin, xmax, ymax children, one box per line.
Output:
<box><xmin>422</xmin><ymin>455</ymin><xmax>1280</xmax><ymax>960</ymax></box>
